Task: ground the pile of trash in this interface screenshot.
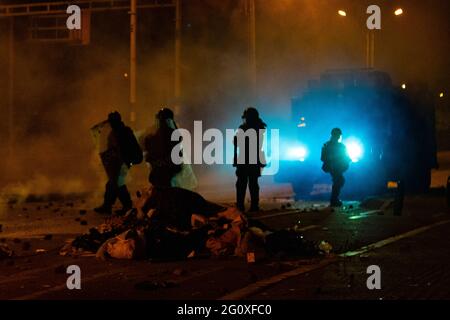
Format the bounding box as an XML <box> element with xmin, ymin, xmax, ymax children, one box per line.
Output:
<box><xmin>60</xmin><ymin>187</ymin><xmax>331</xmax><ymax>261</ymax></box>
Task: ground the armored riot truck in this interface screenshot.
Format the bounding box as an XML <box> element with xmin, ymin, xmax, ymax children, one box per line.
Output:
<box><xmin>275</xmin><ymin>69</ymin><xmax>437</xmax><ymax>199</ymax></box>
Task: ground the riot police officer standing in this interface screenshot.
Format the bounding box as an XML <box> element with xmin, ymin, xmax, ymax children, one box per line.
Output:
<box><xmin>234</xmin><ymin>107</ymin><xmax>267</xmax><ymax>212</ymax></box>
<box><xmin>321</xmin><ymin>128</ymin><xmax>351</xmax><ymax>207</ymax></box>
<box><xmin>144</xmin><ymin>108</ymin><xmax>182</xmax><ymax>188</ymax></box>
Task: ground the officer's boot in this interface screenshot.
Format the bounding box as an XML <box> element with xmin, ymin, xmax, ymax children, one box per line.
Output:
<box><xmin>248</xmin><ymin>176</ymin><xmax>260</xmax><ymax>212</ymax></box>
<box><xmin>236</xmin><ymin>176</ymin><xmax>247</xmax><ymax>212</ymax></box>
<box><xmin>94</xmin><ymin>181</ymin><xmax>116</xmax><ymax>215</ymax></box>
<box><xmin>330</xmin><ymin>175</ymin><xmax>342</xmax><ymax>207</ymax></box>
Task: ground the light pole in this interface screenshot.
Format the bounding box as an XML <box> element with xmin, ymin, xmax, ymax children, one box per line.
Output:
<box><xmin>366</xmin><ymin>29</ymin><xmax>375</xmax><ymax>68</ymax></box>
<box><xmin>130</xmin><ymin>0</ymin><xmax>137</xmax><ymax>126</ymax></box>
<box><xmin>338</xmin><ymin>8</ymin><xmax>404</xmax><ymax>68</ymax></box>
<box><xmin>175</xmin><ymin>0</ymin><xmax>182</xmax><ymax>103</ymax></box>
<box><xmin>8</xmin><ymin>17</ymin><xmax>14</xmax><ymax>159</ymax></box>
<box><xmin>337</xmin><ymin>9</ymin><xmax>374</xmax><ymax>68</ymax></box>
<box><xmin>246</xmin><ymin>0</ymin><xmax>257</xmax><ymax>104</ymax></box>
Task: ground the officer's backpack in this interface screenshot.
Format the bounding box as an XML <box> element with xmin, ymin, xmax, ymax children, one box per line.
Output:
<box><xmin>321</xmin><ymin>142</ymin><xmax>350</xmax><ymax>174</ymax></box>
<box><xmin>321</xmin><ymin>143</ymin><xmax>331</xmax><ymax>173</ymax></box>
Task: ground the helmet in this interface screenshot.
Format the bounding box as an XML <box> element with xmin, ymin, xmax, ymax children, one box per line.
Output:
<box><xmin>242</xmin><ymin>107</ymin><xmax>259</xmax><ymax>121</ymax></box>
<box><xmin>331</xmin><ymin>128</ymin><xmax>342</xmax><ymax>137</ymax></box>
<box><xmin>156</xmin><ymin>107</ymin><xmax>174</xmax><ymax>120</ymax></box>
<box><xmin>108</xmin><ymin>111</ymin><xmax>122</xmax><ymax>125</ymax></box>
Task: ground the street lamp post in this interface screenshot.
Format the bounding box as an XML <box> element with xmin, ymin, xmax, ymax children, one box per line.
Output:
<box><xmin>366</xmin><ymin>29</ymin><xmax>375</xmax><ymax>68</ymax></box>
<box><xmin>247</xmin><ymin>0</ymin><xmax>257</xmax><ymax>104</ymax></box>
<box><xmin>338</xmin><ymin>8</ymin><xmax>403</xmax><ymax>68</ymax></box>
<box><xmin>8</xmin><ymin>17</ymin><xmax>14</xmax><ymax>159</ymax></box>
<box><xmin>175</xmin><ymin>0</ymin><xmax>182</xmax><ymax>103</ymax></box>
<box><xmin>130</xmin><ymin>0</ymin><xmax>137</xmax><ymax>126</ymax></box>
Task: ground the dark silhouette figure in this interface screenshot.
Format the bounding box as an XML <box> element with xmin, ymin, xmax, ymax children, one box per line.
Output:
<box><xmin>144</xmin><ymin>108</ymin><xmax>182</xmax><ymax>188</ymax></box>
<box><xmin>234</xmin><ymin>107</ymin><xmax>267</xmax><ymax>212</ymax></box>
<box><xmin>321</xmin><ymin>128</ymin><xmax>351</xmax><ymax>207</ymax></box>
<box><xmin>94</xmin><ymin>112</ymin><xmax>142</xmax><ymax>215</ymax></box>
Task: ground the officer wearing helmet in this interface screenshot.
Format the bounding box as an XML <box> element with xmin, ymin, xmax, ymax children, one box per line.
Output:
<box><xmin>321</xmin><ymin>128</ymin><xmax>351</xmax><ymax>207</ymax></box>
<box><xmin>144</xmin><ymin>107</ymin><xmax>182</xmax><ymax>188</ymax></box>
<box><xmin>234</xmin><ymin>107</ymin><xmax>267</xmax><ymax>212</ymax></box>
<box><xmin>92</xmin><ymin>111</ymin><xmax>141</xmax><ymax>215</ymax></box>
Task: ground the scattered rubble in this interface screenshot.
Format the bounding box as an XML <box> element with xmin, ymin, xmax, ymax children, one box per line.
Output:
<box><xmin>134</xmin><ymin>280</ymin><xmax>179</xmax><ymax>291</ymax></box>
<box><xmin>173</xmin><ymin>268</ymin><xmax>187</xmax><ymax>276</ymax></box>
<box><xmin>318</xmin><ymin>241</ymin><xmax>333</xmax><ymax>254</ymax></box>
<box><xmin>0</xmin><ymin>243</ymin><xmax>14</xmax><ymax>260</ymax></box>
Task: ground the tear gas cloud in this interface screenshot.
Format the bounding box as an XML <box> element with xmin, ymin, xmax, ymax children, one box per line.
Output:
<box><xmin>0</xmin><ymin>0</ymin><xmax>448</xmax><ymax>197</ymax></box>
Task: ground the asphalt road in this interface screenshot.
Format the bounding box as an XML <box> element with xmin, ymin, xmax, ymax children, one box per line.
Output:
<box><xmin>1</xmin><ymin>151</ymin><xmax>449</xmax><ymax>300</ymax></box>
<box><xmin>250</xmin><ymin>221</ymin><xmax>450</xmax><ymax>300</ymax></box>
<box><xmin>0</xmin><ymin>190</ymin><xmax>448</xmax><ymax>300</ymax></box>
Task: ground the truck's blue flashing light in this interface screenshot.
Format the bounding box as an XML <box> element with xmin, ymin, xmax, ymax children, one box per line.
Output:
<box><xmin>344</xmin><ymin>137</ymin><xmax>364</xmax><ymax>163</ymax></box>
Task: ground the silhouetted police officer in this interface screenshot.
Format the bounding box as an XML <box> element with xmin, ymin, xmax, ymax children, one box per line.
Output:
<box><xmin>234</xmin><ymin>107</ymin><xmax>267</xmax><ymax>212</ymax></box>
<box><xmin>321</xmin><ymin>128</ymin><xmax>351</xmax><ymax>207</ymax></box>
<box><xmin>94</xmin><ymin>111</ymin><xmax>141</xmax><ymax>215</ymax></box>
<box><xmin>144</xmin><ymin>108</ymin><xmax>182</xmax><ymax>188</ymax></box>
